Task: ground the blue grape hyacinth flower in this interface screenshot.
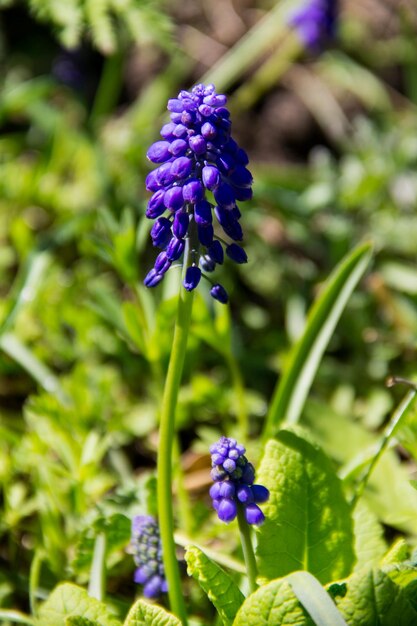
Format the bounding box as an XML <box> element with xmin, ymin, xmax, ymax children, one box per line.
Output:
<box><xmin>289</xmin><ymin>0</ymin><xmax>338</xmax><ymax>51</ymax></box>
<box><xmin>130</xmin><ymin>515</ymin><xmax>168</xmax><ymax>598</ymax></box>
<box><xmin>209</xmin><ymin>437</ymin><xmax>269</xmax><ymax>525</ymax></box>
<box><xmin>144</xmin><ymin>83</ymin><xmax>253</xmax><ymax>304</ymax></box>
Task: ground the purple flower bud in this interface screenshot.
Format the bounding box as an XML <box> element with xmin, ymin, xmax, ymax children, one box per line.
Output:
<box><xmin>218</xmin><ymin>498</ymin><xmax>238</xmax><ymax>523</ymax></box>
<box><xmin>167</xmin><ymin>98</ymin><xmax>184</xmax><ymax>112</ymax></box>
<box><xmin>189</xmin><ymin>135</ymin><xmax>206</xmax><ymax>155</ymax></box>
<box><xmin>210</xmin><ymin>284</ymin><xmax>228</xmax><ymax>304</ymax></box>
<box><xmin>244</xmin><ymin>503</ymin><xmax>265</xmax><ymax>525</ymax></box>
<box><xmin>144</xmin><ymin>269</ymin><xmax>164</xmax><ymax>287</ymax></box>
<box><xmin>202</xmin><ymin>165</ymin><xmax>221</xmax><ymax>191</ymax></box>
<box><xmin>209</xmin><ymin>482</ymin><xmax>222</xmax><ymax>499</ymax></box>
<box><xmin>155</xmin><ymin>162</ymin><xmax>175</xmax><ymax>187</ymax></box>
<box><xmin>166</xmin><ymin>237</ymin><xmax>185</xmax><ymax>261</ymax></box>
<box><xmin>171</xmin><ymin>156</ymin><xmax>192</xmax><ymax>179</ymax></box>
<box><xmin>198</xmin><ymin>104</ymin><xmax>214</xmax><ymax>117</ymax></box>
<box><xmin>181</xmin><ymin>110</ymin><xmax>196</xmax><ymax>126</ymax></box>
<box><xmin>207</xmin><ymin>241</ymin><xmax>224</xmax><ymax>264</ymax></box>
<box><xmin>252</xmin><ymin>484</ymin><xmax>270</xmax><ymax>503</ymax></box>
<box><xmin>197</xmin><ymin>223</ymin><xmax>214</xmax><ymax>247</ymax></box>
<box><xmin>219</xmin><ymin>482</ymin><xmax>235</xmax><ymax>498</ymax></box>
<box><xmin>154</xmin><ymin>252</ymin><xmax>171</xmax><ymax>274</ymax></box>
<box><xmin>226</xmin><ymin>243</ymin><xmax>248</xmax><ymax>264</ymax></box>
<box><xmin>183</xmin><ymin>179</ymin><xmax>204</xmax><ymax>203</ymax></box>
<box><xmin>241</xmin><ymin>462</ymin><xmax>255</xmax><ymax>485</ymax></box>
<box><xmin>147</xmin><ymin>141</ymin><xmax>171</xmax><ymax>163</ymax></box>
<box><xmin>173</xmin><ymin>124</ymin><xmax>187</xmax><ymax>138</ymax></box>
<box><xmin>194</xmin><ymin>200</ymin><xmax>213</xmax><ymax>225</ymax></box>
<box><xmin>200</xmin><ymin>256</ymin><xmax>216</xmax><ymax>272</ymax></box>
<box><xmin>233</xmin><ymin>186</ymin><xmax>253</xmax><ymax>202</ymax></box>
<box><xmin>236</xmin><ymin>148</ymin><xmax>249</xmax><ymax>166</ymax></box>
<box><xmin>214</xmin><ymin>183</ymin><xmax>236</xmax><ymax>209</ymax></box>
<box><xmin>146</xmin><ymin>190</ymin><xmax>166</xmax><ymax>218</ymax></box>
<box><xmin>151</xmin><ymin>217</ymin><xmax>172</xmax><ymax>248</ymax></box>
<box><xmin>169</xmin><ymin>139</ymin><xmax>188</xmax><ymax>157</ymax></box>
<box><xmin>229</xmin><ymin>165</ymin><xmax>253</xmax><ymax>188</ymax></box>
<box><xmin>236</xmin><ymin>485</ymin><xmax>254</xmax><ymax>503</ymax></box>
<box><xmin>173</xmin><ymin>212</ymin><xmax>189</xmax><ymax>239</ymax></box>
<box><xmin>164</xmin><ymin>186</ymin><xmax>184</xmax><ymax>211</ymax></box>
<box><xmin>203</xmin><ymin>94</ymin><xmax>227</xmax><ymax>107</ymax></box>
<box><xmin>144</xmin><ymin>575</ymin><xmax>165</xmax><ymax>598</ymax></box>
<box><xmin>145</xmin><ymin>170</ymin><xmax>161</xmax><ymax>192</ymax></box>
<box><xmin>183</xmin><ymin>266</ymin><xmax>201</xmax><ymax>291</ymax></box>
<box><xmin>201</xmin><ymin>122</ymin><xmax>217</xmax><ymax>139</ymax></box>
<box><xmin>223</xmin><ymin>458</ymin><xmax>236</xmax><ymax>473</ymax></box>
<box><xmin>289</xmin><ymin>0</ymin><xmax>338</xmax><ymax>51</ymax></box>
<box><xmin>222</xmin><ymin>219</ymin><xmax>243</xmax><ymax>242</ymax></box>
<box><xmin>217</xmin><ymin>154</ymin><xmax>236</xmax><ymax>175</ymax></box>
<box><xmin>160</xmin><ymin>122</ymin><xmax>176</xmax><ymax>139</ymax></box>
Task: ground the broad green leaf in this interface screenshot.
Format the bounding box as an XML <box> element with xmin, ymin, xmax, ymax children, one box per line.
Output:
<box><xmin>73</xmin><ymin>514</ymin><xmax>131</xmax><ymax>574</ymax></box>
<box><xmin>66</xmin><ymin>618</ymin><xmax>99</xmax><ymax>626</ymax></box>
<box><xmin>37</xmin><ymin>583</ymin><xmax>122</xmax><ymax>626</ymax></box>
<box><xmin>185</xmin><ymin>545</ymin><xmax>244</xmax><ymax>626</ymax></box>
<box><xmin>335</xmin><ymin>569</ymin><xmax>417</xmax><ymax>625</ymax></box>
<box><xmin>257</xmin><ymin>432</ymin><xmax>354</xmax><ymax>584</ymax></box>
<box><xmin>264</xmin><ymin>242</ymin><xmax>373</xmax><ymax>437</ymax></box>
<box><xmin>233</xmin><ymin>577</ymin><xmax>314</xmax><ymax>626</ymax></box>
<box><xmin>353</xmin><ymin>501</ymin><xmax>386</xmax><ymax>572</ymax></box>
<box><xmin>123</xmin><ymin>599</ymin><xmax>181</xmax><ymax>626</ymax></box>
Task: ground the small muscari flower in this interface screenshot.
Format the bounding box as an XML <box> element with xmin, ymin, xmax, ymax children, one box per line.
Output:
<box><xmin>209</xmin><ymin>437</ymin><xmax>269</xmax><ymax>525</ymax></box>
<box><xmin>289</xmin><ymin>0</ymin><xmax>338</xmax><ymax>52</ymax></box>
<box><xmin>130</xmin><ymin>515</ymin><xmax>168</xmax><ymax>598</ymax></box>
<box><xmin>144</xmin><ymin>83</ymin><xmax>253</xmax><ymax>303</ymax></box>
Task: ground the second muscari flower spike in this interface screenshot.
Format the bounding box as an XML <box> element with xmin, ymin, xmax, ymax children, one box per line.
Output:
<box><xmin>129</xmin><ymin>515</ymin><xmax>168</xmax><ymax>599</ymax></box>
<box><xmin>289</xmin><ymin>0</ymin><xmax>338</xmax><ymax>52</ymax></box>
<box><xmin>144</xmin><ymin>83</ymin><xmax>253</xmax><ymax>304</ymax></box>
<box><xmin>209</xmin><ymin>436</ymin><xmax>269</xmax><ymax>525</ymax></box>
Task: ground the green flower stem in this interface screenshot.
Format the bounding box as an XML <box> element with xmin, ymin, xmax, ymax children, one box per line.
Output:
<box><xmin>157</xmin><ymin>269</ymin><xmax>194</xmax><ymax>625</ymax></box>
<box><xmin>173</xmin><ymin>435</ymin><xmax>194</xmax><ymax>537</ymax></box>
<box><xmin>237</xmin><ymin>507</ymin><xmax>258</xmax><ymax>594</ymax></box>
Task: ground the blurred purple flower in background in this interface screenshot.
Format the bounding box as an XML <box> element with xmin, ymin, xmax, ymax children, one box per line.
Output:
<box><xmin>289</xmin><ymin>0</ymin><xmax>338</xmax><ymax>51</ymax></box>
<box><xmin>129</xmin><ymin>515</ymin><xmax>168</xmax><ymax>598</ymax></box>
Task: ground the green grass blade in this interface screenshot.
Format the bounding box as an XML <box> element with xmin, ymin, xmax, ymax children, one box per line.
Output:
<box><xmin>201</xmin><ymin>0</ymin><xmax>300</xmax><ymax>92</ymax></box>
<box><xmin>264</xmin><ymin>242</ymin><xmax>373</xmax><ymax>438</ymax></box>
<box><xmin>287</xmin><ymin>571</ymin><xmax>348</xmax><ymax>626</ymax></box>
<box><xmin>0</xmin><ymin>610</ymin><xmax>35</xmax><ymax>625</ymax></box>
<box><xmin>0</xmin><ymin>332</ymin><xmax>68</xmax><ymax>404</ymax></box>
<box><xmin>88</xmin><ymin>533</ymin><xmax>107</xmax><ymax>602</ymax></box>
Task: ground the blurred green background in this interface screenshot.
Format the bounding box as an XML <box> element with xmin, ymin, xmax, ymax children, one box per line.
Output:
<box><xmin>1</xmin><ymin>0</ymin><xmax>417</xmax><ymax>619</ymax></box>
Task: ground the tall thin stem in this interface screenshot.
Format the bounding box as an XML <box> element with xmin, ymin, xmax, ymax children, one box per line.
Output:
<box><xmin>157</xmin><ymin>270</ymin><xmax>194</xmax><ymax>625</ymax></box>
<box><xmin>237</xmin><ymin>508</ymin><xmax>258</xmax><ymax>594</ymax></box>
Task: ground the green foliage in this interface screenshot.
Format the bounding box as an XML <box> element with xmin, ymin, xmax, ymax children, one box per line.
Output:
<box><xmin>185</xmin><ymin>546</ymin><xmax>245</xmax><ymax>626</ymax></box>
<box><xmin>123</xmin><ymin>599</ymin><xmax>181</xmax><ymax>626</ymax></box>
<box><xmin>264</xmin><ymin>241</ymin><xmax>373</xmax><ymax>436</ymax></box>
<box><xmin>1</xmin><ymin>0</ymin><xmax>172</xmax><ymax>54</ymax></box>
<box><xmin>232</xmin><ymin>577</ymin><xmax>314</xmax><ymax>626</ymax></box>
<box><xmin>256</xmin><ymin>432</ymin><xmax>355</xmax><ymax>584</ymax></box>
<box><xmin>37</xmin><ymin>583</ymin><xmax>122</xmax><ymax>626</ymax></box>
<box><xmin>334</xmin><ymin>568</ymin><xmax>417</xmax><ymax>626</ymax></box>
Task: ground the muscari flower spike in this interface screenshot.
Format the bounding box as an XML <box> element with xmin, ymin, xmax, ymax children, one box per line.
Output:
<box><xmin>130</xmin><ymin>515</ymin><xmax>168</xmax><ymax>598</ymax></box>
<box><xmin>289</xmin><ymin>0</ymin><xmax>338</xmax><ymax>51</ymax></box>
<box><xmin>209</xmin><ymin>437</ymin><xmax>269</xmax><ymax>525</ymax></box>
<box><xmin>144</xmin><ymin>83</ymin><xmax>253</xmax><ymax>304</ymax></box>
